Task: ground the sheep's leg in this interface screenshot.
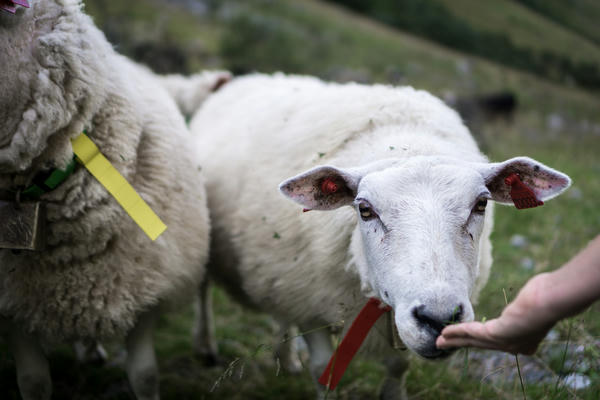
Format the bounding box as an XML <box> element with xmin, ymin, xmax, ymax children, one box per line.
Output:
<box><xmin>74</xmin><ymin>340</ymin><xmax>108</xmax><ymax>365</ymax></box>
<box><xmin>126</xmin><ymin>308</ymin><xmax>160</xmax><ymax>400</ymax></box>
<box><xmin>8</xmin><ymin>320</ymin><xmax>52</xmax><ymax>400</ymax></box>
<box><xmin>300</xmin><ymin>326</ymin><xmax>333</xmax><ymax>399</ymax></box>
<box><xmin>379</xmin><ymin>355</ymin><xmax>409</xmax><ymax>400</ymax></box>
<box><xmin>193</xmin><ymin>277</ymin><xmax>219</xmax><ymax>365</ymax></box>
<box><xmin>274</xmin><ymin>323</ymin><xmax>302</xmax><ymax>374</ymax></box>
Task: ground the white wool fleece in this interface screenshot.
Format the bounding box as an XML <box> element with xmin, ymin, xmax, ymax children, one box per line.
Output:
<box><xmin>0</xmin><ymin>0</ymin><xmax>209</xmax><ymax>341</ymax></box>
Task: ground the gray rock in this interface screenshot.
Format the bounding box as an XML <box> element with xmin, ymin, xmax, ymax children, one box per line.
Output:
<box><xmin>562</xmin><ymin>373</ymin><xmax>591</xmax><ymax>390</ymax></box>
<box><xmin>547</xmin><ymin>113</ymin><xmax>564</xmax><ymax>131</ymax></box>
<box><xmin>567</xmin><ymin>186</ymin><xmax>582</xmax><ymax>200</ymax></box>
<box><xmin>510</xmin><ymin>234</ymin><xmax>528</xmax><ymax>248</ymax></box>
<box><xmin>545</xmin><ymin>329</ymin><xmax>560</xmax><ymax>342</ymax></box>
<box><xmin>520</xmin><ymin>257</ymin><xmax>534</xmax><ymax>271</ymax></box>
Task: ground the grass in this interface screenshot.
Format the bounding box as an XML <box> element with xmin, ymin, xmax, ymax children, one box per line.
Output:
<box><xmin>1</xmin><ymin>0</ymin><xmax>599</xmax><ymax>398</ymax></box>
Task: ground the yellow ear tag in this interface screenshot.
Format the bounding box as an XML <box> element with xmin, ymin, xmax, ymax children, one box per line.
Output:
<box><xmin>71</xmin><ymin>133</ymin><xmax>167</xmax><ymax>241</ymax></box>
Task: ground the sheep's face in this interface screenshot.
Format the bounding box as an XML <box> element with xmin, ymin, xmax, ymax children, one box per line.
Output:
<box><xmin>0</xmin><ymin>0</ymin><xmax>61</xmax><ymax>167</ymax></box>
<box><xmin>280</xmin><ymin>156</ymin><xmax>570</xmax><ymax>359</ymax></box>
<box><xmin>0</xmin><ymin>0</ymin><xmax>102</xmax><ymax>172</ymax></box>
<box><xmin>0</xmin><ymin>0</ymin><xmax>36</xmax><ymax>150</ymax></box>
<box><xmin>350</xmin><ymin>160</ymin><xmax>487</xmax><ymax>358</ymax></box>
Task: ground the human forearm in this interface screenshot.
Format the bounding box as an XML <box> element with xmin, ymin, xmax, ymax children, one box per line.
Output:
<box><xmin>538</xmin><ymin>235</ymin><xmax>600</xmax><ymax>322</ymax></box>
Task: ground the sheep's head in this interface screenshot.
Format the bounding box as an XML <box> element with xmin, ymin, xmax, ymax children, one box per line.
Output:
<box><xmin>0</xmin><ymin>0</ymin><xmax>35</xmax><ymax>156</ymax></box>
<box><xmin>280</xmin><ymin>156</ymin><xmax>570</xmax><ymax>359</ymax></box>
<box><xmin>0</xmin><ymin>0</ymin><xmax>109</xmax><ymax>172</ymax></box>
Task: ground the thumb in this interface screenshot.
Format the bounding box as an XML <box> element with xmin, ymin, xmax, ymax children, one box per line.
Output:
<box><xmin>440</xmin><ymin>321</ymin><xmax>487</xmax><ymax>339</ymax></box>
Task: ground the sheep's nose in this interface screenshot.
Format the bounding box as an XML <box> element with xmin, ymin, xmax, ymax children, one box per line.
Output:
<box><xmin>412</xmin><ymin>304</ymin><xmax>463</xmax><ymax>336</ymax></box>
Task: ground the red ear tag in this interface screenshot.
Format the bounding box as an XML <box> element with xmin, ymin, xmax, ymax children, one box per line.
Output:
<box><xmin>318</xmin><ymin>298</ymin><xmax>391</xmax><ymax>391</ymax></box>
<box><xmin>0</xmin><ymin>2</ymin><xmax>15</xmax><ymax>13</ymax></box>
<box><xmin>321</xmin><ymin>178</ymin><xmax>339</xmax><ymax>195</ymax></box>
<box><xmin>504</xmin><ymin>173</ymin><xmax>543</xmax><ymax>209</ymax></box>
<box><xmin>1</xmin><ymin>0</ymin><xmax>29</xmax><ymax>14</ymax></box>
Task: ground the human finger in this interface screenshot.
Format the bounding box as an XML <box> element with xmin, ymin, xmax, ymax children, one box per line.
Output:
<box><xmin>435</xmin><ymin>334</ymin><xmax>498</xmax><ymax>350</ymax></box>
<box><xmin>439</xmin><ymin>321</ymin><xmax>489</xmax><ymax>339</ymax></box>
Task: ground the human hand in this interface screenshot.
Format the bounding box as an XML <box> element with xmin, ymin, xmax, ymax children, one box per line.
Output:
<box><xmin>436</xmin><ymin>274</ymin><xmax>555</xmax><ymax>355</ymax></box>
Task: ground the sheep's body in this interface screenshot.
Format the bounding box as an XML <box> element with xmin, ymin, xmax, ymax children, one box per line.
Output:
<box><xmin>188</xmin><ymin>73</ymin><xmax>572</xmax><ymax>398</ymax></box>
<box><xmin>190</xmin><ymin>73</ymin><xmax>493</xmax><ymax>361</ymax></box>
<box><xmin>0</xmin><ymin>0</ymin><xmax>208</xmax><ymax>342</ymax></box>
<box><xmin>0</xmin><ymin>1</ymin><xmax>209</xmax><ymax>398</ymax></box>
<box><xmin>0</xmin><ymin>55</ymin><xmax>210</xmax><ymax>342</ymax></box>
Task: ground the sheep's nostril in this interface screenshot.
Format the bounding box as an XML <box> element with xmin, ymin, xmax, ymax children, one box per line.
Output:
<box><xmin>448</xmin><ymin>304</ymin><xmax>463</xmax><ymax>324</ymax></box>
<box><xmin>412</xmin><ymin>304</ymin><xmax>464</xmax><ymax>336</ymax></box>
<box><xmin>412</xmin><ymin>305</ymin><xmax>444</xmax><ymax>335</ymax></box>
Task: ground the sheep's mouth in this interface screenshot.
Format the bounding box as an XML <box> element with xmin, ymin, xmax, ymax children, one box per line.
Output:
<box><xmin>417</xmin><ymin>343</ymin><xmax>455</xmax><ymax>360</ymax></box>
<box><xmin>0</xmin><ymin>0</ymin><xmax>29</xmax><ymax>14</ymax></box>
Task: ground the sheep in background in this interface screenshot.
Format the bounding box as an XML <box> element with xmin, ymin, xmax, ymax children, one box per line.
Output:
<box><xmin>159</xmin><ymin>70</ymin><xmax>232</xmax><ymax>119</ymax></box>
<box><xmin>0</xmin><ymin>1</ymin><xmax>210</xmax><ymax>399</ymax></box>
<box><xmin>186</xmin><ymin>73</ymin><xmax>570</xmax><ymax>398</ymax></box>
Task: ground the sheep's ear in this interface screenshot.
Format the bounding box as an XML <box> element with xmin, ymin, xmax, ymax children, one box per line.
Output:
<box><xmin>210</xmin><ymin>72</ymin><xmax>232</xmax><ymax>92</ymax></box>
<box><xmin>478</xmin><ymin>157</ymin><xmax>571</xmax><ymax>207</ymax></box>
<box><xmin>279</xmin><ymin>165</ymin><xmax>361</xmax><ymax>210</ymax></box>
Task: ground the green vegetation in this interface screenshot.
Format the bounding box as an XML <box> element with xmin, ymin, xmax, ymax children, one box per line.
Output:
<box><xmin>326</xmin><ymin>0</ymin><xmax>600</xmax><ymax>90</ymax></box>
<box><xmin>1</xmin><ymin>0</ymin><xmax>599</xmax><ymax>398</ymax></box>
<box><xmin>436</xmin><ymin>0</ymin><xmax>600</xmax><ymax>65</ymax></box>
<box><xmin>516</xmin><ymin>0</ymin><xmax>600</xmax><ymax>45</ymax></box>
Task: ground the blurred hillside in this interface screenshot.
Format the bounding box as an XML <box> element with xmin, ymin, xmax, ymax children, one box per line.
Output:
<box><xmin>516</xmin><ymin>0</ymin><xmax>600</xmax><ymax>45</ymax></box>
<box><xmin>1</xmin><ymin>1</ymin><xmax>596</xmax><ymax>399</ymax></box>
<box><xmin>83</xmin><ymin>0</ymin><xmax>600</xmax><ymax>112</ymax></box>
<box><xmin>84</xmin><ymin>0</ymin><xmax>600</xmax><ymax>92</ymax></box>
<box><xmin>326</xmin><ymin>0</ymin><xmax>600</xmax><ymax>90</ymax></box>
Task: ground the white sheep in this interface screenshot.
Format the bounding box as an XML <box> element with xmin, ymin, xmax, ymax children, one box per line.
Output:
<box><xmin>186</xmin><ymin>73</ymin><xmax>571</xmax><ymax>398</ymax></box>
<box><xmin>0</xmin><ymin>1</ymin><xmax>213</xmax><ymax>399</ymax></box>
<box><xmin>159</xmin><ymin>70</ymin><xmax>232</xmax><ymax>119</ymax></box>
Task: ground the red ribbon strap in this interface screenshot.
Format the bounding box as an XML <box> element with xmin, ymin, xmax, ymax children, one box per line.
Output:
<box><xmin>318</xmin><ymin>298</ymin><xmax>391</xmax><ymax>390</ymax></box>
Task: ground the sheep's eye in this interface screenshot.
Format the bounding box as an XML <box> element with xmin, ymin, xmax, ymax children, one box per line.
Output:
<box><xmin>358</xmin><ymin>201</ymin><xmax>375</xmax><ymax>221</ymax></box>
<box><xmin>474</xmin><ymin>199</ymin><xmax>488</xmax><ymax>213</ymax></box>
